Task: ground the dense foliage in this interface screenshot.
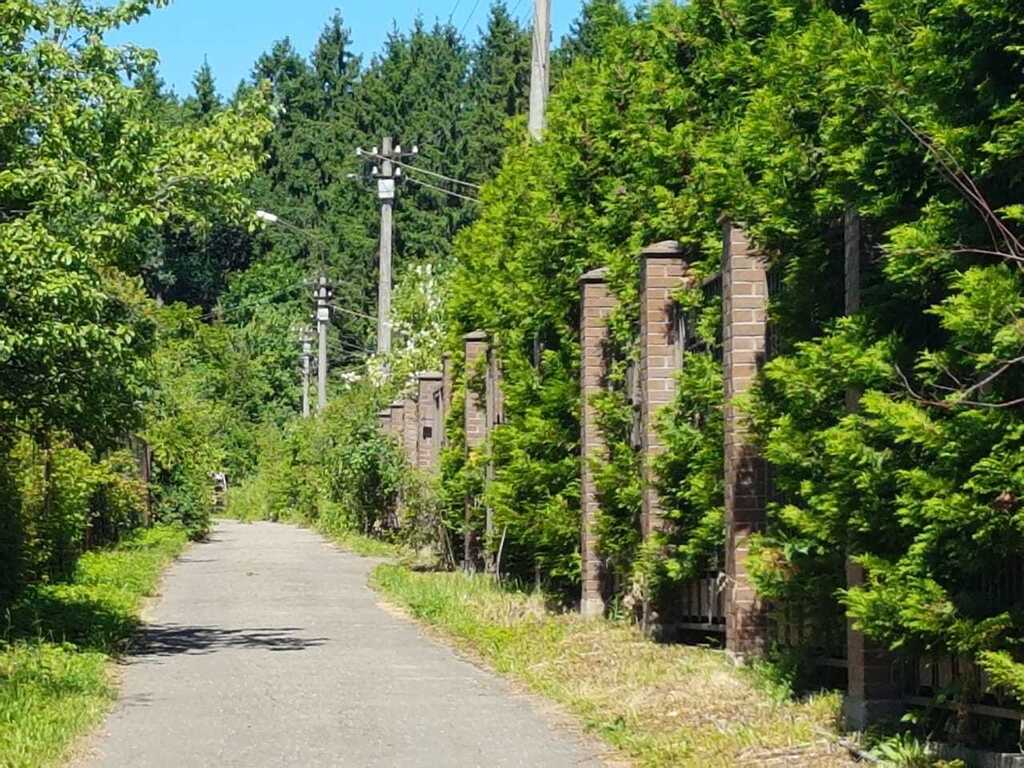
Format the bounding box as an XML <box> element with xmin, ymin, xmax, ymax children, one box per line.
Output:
<box><xmin>438</xmin><ymin>0</ymin><xmax>1024</xmax><ymax>722</ymax></box>
<box><xmin>5</xmin><ymin>0</ymin><xmax>1024</xmax><ymax>743</ymax></box>
<box><xmin>0</xmin><ymin>0</ymin><xmax>270</xmax><ymax>601</ymax></box>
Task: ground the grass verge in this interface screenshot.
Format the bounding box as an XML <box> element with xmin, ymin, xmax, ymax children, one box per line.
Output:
<box><xmin>226</xmin><ymin>503</ymin><xmax>414</xmax><ymax>561</ymax></box>
<box><xmin>371</xmin><ymin>564</ymin><xmax>858</xmax><ymax>768</ymax></box>
<box><xmin>315</xmin><ymin>520</ymin><xmax>410</xmax><ymax>560</ymax></box>
<box><xmin>0</xmin><ymin>526</ymin><xmax>189</xmax><ymax>768</ymax></box>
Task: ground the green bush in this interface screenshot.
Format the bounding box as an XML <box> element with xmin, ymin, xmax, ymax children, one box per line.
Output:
<box><xmin>0</xmin><ymin>436</ymin><xmax>148</xmax><ymax>605</ymax></box>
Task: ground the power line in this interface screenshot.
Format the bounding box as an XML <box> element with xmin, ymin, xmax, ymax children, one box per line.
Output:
<box><xmin>325</xmin><ymin>342</ymin><xmax>370</xmax><ymax>356</ymax></box>
<box><xmin>365</xmin><ymin>151</ymin><xmax>481</xmax><ymax>190</ymax></box>
<box><xmin>459</xmin><ymin>0</ymin><xmax>484</xmax><ymax>36</ymax></box>
<box><xmin>447</xmin><ymin>0</ymin><xmax>463</xmax><ymax>23</ymax></box>
<box><xmin>328</xmin><ymin>302</ymin><xmax>378</xmax><ymax>322</ymax></box>
<box><xmin>200</xmin><ymin>279</ymin><xmax>308</xmax><ymax>321</ymax></box>
<box><xmin>403</xmin><ymin>175</ymin><xmax>479</xmax><ymax>202</ymax></box>
<box><xmin>327</xmin><ymin>340</ymin><xmax>372</xmax><ymax>357</ymax></box>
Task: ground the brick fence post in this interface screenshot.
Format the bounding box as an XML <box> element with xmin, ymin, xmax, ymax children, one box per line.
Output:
<box><xmin>441</xmin><ymin>353</ymin><xmax>453</xmax><ymax>449</ymax></box>
<box><xmin>402</xmin><ymin>386</ymin><xmax>419</xmax><ymax>469</ymax></box>
<box><xmin>722</xmin><ymin>219</ymin><xmax>769</xmax><ymax>660</ymax></box>
<box><xmin>638</xmin><ymin>241</ymin><xmax>690</xmax><ymax>538</ymax></box>
<box><xmin>377</xmin><ymin>408</ymin><xmax>391</xmax><ymax>434</ymax></box>
<box><xmin>388</xmin><ymin>401</ymin><xmax>404</xmax><ymax>440</ymax></box>
<box><xmin>463</xmin><ymin>330</ymin><xmax>489</xmax><ymax>571</ymax></box>
<box><xmin>579</xmin><ymin>267</ymin><xmax>617</xmax><ymax>618</ymax></box>
<box><xmin>483</xmin><ymin>345</ymin><xmax>505</xmax><ymax>571</ymax></box>
<box><xmin>416</xmin><ymin>371</ymin><xmax>443</xmax><ymax>474</ymax></box>
<box><xmin>842</xmin><ymin>207</ymin><xmax>903</xmax><ymax>727</ymax></box>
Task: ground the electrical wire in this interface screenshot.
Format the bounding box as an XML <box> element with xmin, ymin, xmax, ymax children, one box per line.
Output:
<box><xmin>200</xmin><ymin>279</ymin><xmax>308</xmax><ymax>321</ymax></box>
<box><xmin>459</xmin><ymin>0</ymin><xmax>484</xmax><ymax>36</ymax></box>
<box><xmin>365</xmin><ymin>151</ymin><xmax>482</xmax><ymax>191</ymax></box>
<box><xmin>327</xmin><ymin>303</ymin><xmax>378</xmax><ymax>322</ymax></box>
<box><xmin>405</xmin><ymin>175</ymin><xmax>480</xmax><ymax>203</ymax></box>
<box><xmin>326</xmin><ymin>334</ymin><xmax>372</xmax><ymax>351</ymax></box>
<box><xmin>327</xmin><ymin>343</ymin><xmax>372</xmax><ymax>359</ymax></box>
<box><xmin>447</xmin><ymin>0</ymin><xmax>463</xmax><ymax>24</ymax></box>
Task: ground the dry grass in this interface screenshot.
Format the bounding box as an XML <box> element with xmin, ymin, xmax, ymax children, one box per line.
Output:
<box><xmin>370</xmin><ymin>565</ymin><xmax>857</xmax><ymax>768</ymax></box>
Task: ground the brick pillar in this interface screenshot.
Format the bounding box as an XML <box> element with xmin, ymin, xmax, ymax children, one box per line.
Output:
<box><xmin>388</xmin><ymin>401</ymin><xmax>404</xmax><ymax>440</ymax></box>
<box><xmin>417</xmin><ymin>372</ymin><xmax>443</xmax><ymax>474</ymax></box>
<box><xmin>377</xmin><ymin>409</ymin><xmax>392</xmax><ymax>434</ymax></box>
<box><xmin>483</xmin><ymin>344</ymin><xmax>504</xmax><ymax>571</ymax></box>
<box><xmin>580</xmin><ymin>267</ymin><xmax>617</xmax><ymax>617</ymax></box>
<box><xmin>464</xmin><ymin>331</ymin><xmax>488</xmax><ymax>451</ymax></box>
<box><xmin>441</xmin><ymin>353</ymin><xmax>453</xmax><ymax>448</ymax></box>
<box><xmin>402</xmin><ymin>388</ymin><xmax>418</xmax><ymax>468</ymax></box>
<box><xmin>463</xmin><ymin>330</ymin><xmax>489</xmax><ymax>570</ymax></box>
<box><xmin>842</xmin><ymin>207</ymin><xmax>902</xmax><ymax>727</ymax></box>
<box><xmin>638</xmin><ymin>241</ymin><xmax>690</xmax><ymax>538</ymax></box>
<box><xmin>486</xmin><ymin>347</ymin><xmax>504</xmax><ymax>432</ymax></box>
<box><xmin>722</xmin><ymin>220</ymin><xmax>769</xmax><ymax>659</ymax></box>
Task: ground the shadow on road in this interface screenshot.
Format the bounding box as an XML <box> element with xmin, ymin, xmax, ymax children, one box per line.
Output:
<box><xmin>132</xmin><ymin>624</ymin><xmax>327</xmax><ymax>656</ymax></box>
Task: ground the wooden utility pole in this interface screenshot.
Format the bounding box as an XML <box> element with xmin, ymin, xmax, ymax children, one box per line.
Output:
<box><xmin>314</xmin><ymin>275</ymin><xmax>333</xmax><ymax>413</ymax></box>
<box><xmin>528</xmin><ymin>0</ymin><xmax>551</xmax><ymax>140</ymax></box>
<box><xmin>300</xmin><ymin>326</ymin><xmax>312</xmax><ymax>419</ymax></box>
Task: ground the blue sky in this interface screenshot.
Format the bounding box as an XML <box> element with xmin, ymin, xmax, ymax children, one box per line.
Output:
<box><xmin>107</xmin><ymin>0</ymin><xmax>586</xmax><ymax>97</ymax></box>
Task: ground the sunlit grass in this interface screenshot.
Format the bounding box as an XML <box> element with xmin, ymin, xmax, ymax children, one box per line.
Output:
<box><xmin>371</xmin><ymin>564</ymin><xmax>857</xmax><ymax>768</ymax></box>
<box><xmin>0</xmin><ymin>526</ymin><xmax>188</xmax><ymax>768</ymax></box>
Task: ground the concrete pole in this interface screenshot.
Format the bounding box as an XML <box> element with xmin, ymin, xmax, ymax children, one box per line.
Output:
<box><xmin>527</xmin><ymin>0</ymin><xmax>551</xmax><ymax>140</ymax></box>
<box><xmin>301</xmin><ymin>327</ymin><xmax>312</xmax><ymax>419</ymax></box>
<box><xmin>377</xmin><ymin>136</ymin><xmax>394</xmax><ymax>356</ymax></box>
<box><xmin>316</xmin><ymin>275</ymin><xmax>331</xmax><ymax>413</ymax></box>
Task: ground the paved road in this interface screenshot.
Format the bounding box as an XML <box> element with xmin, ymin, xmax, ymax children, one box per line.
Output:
<box><xmin>79</xmin><ymin>520</ymin><xmax>604</xmax><ymax>768</ymax></box>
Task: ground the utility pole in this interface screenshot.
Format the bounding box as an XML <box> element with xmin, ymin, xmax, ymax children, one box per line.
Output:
<box><xmin>376</xmin><ymin>137</ymin><xmax>395</xmax><ymax>356</ymax></box>
<box><xmin>314</xmin><ymin>275</ymin><xmax>333</xmax><ymax>413</ymax></box>
<box><xmin>355</xmin><ymin>139</ymin><xmax>418</xmax><ymax>357</ymax></box>
<box><xmin>528</xmin><ymin>0</ymin><xmax>551</xmax><ymax>140</ymax></box>
<box><xmin>299</xmin><ymin>326</ymin><xmax>312</xmax><ymax>419</ymax></box>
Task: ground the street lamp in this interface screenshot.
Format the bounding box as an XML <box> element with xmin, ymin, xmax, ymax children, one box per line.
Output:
<box><xmin>256</xmin><ymin>209</ymin><xmax>332</xmax><ymax>414</ymax></box>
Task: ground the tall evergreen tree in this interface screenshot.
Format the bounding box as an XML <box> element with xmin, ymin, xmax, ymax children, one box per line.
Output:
<box><xmin>185</xmin><ymin>59</ymin><xmax>222</xmax><ymax>121</ymax></box>
<box><xmin>462</xmin><ymin>3</ymin><xmax>531</xmax><ymax>183</ymax></box>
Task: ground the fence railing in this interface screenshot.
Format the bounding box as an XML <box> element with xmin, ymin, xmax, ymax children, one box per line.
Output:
<box><xmin>676</xmin><ymin>571</ymin><xmax>726</xmax><ymax>632</ymax></box>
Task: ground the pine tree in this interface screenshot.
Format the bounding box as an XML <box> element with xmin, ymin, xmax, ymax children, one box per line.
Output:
<box><xmin>553</xmin><ymin>0</ymin><xmax>629</xmax><ymax>76</ymax></box>
<box><xmin>462</xmin><ymin>3</ymin><xmax>531</xmax><ymax>183</ymax></box>
<box><xmin>185</xmin><ymin>59</ymin><xmax>222</xmax><ymax>121</ymax></box>
<box><xmin>312</xmin><ymin>12</ymin><xmax>361</xmax><ymax>116</ymax></box>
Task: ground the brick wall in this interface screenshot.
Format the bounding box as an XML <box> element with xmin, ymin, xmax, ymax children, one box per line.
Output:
<box><xmin>722</xmin><ymin>220</ymin><xmax>769</xmax><ymax>659</ymax></box>
<box><xmin>579</xmin><ymin>267</ymin><xmax>617</xmax><ymax>617</ymax></box>
<box><xmin>377</xmin><ymin>409</ymin><xmax>391</xmax><ymax>434</ymax></box>
<box><xmin>638</xmin><ymin>241</ymin><xmax>691</xmax><ymax>538</ymax></box>
<box><xmin>416</xmin><ymin>372</ymin><xmax>443</xmax><ymax>474</ymax></box>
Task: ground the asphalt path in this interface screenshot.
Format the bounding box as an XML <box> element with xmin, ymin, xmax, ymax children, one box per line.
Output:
<box><xmin>78</xmin><ymin>519</ymin><xmax>605</xmax><ymax>767</ymax></box>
